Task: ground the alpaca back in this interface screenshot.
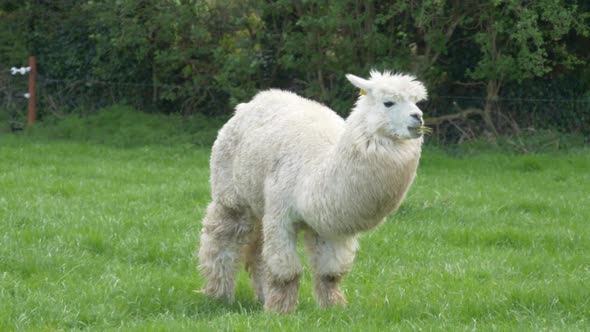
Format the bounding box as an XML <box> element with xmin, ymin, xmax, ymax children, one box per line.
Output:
<box><xmin>210</xmin><ymin>89</ymin><xmax>345</xmax><ymax>218</ymax></box>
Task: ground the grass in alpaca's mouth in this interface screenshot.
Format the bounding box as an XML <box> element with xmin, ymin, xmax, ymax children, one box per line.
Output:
<box><xmin>409</xmin><ymin>125</ymin><xmax>433</xmax><ymax>135</ymax></box>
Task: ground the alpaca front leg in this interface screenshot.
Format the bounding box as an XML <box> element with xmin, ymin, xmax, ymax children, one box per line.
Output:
<box><xmin>303</xmin><ymin>231</ymin><xmax>358</xmax><ymax>307</ymax></box>
<box><xmin>262</xmin><ymin>217</ymin><xmax>302</xmax><ymax>313</ymax></box>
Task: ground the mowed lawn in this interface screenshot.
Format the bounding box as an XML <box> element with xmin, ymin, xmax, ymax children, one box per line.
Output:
<box><xmin>1</xmin><ymin>135</ymin><xmax>589</xmax><ymax>331</ymax></box>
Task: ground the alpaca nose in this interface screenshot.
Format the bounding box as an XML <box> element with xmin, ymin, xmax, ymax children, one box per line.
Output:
<box><xmin>411</xmin><ymin>113</ymin><xmax>423</xmax><ymax>124</ymax></box>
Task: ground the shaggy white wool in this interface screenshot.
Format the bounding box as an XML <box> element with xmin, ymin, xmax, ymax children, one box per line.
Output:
<box><xmin>199</xmin><ymin>71</ymin><xmax>427</xmax><ymax>312</ymax></box>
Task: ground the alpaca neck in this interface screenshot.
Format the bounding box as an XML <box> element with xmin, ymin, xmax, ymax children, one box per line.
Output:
<box><xmin>327</xmin><ymin>107</ymin><xmax>423</xmax><ymax>206</ymax></box>
<box><xmin>301</xmin><ymin>107</ymin><xmax>422</xmax><ymax>236</ymax></box>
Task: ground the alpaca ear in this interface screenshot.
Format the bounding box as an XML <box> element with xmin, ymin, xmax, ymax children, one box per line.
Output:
<box><xmin>346</xmin><ymin>74</ymin><xmax>373</xmax><ymax>95</ymax></box>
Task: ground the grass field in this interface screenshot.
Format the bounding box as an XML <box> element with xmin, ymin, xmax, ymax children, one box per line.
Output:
<box><xmin>1</xmin><ymin>132</ymin><xmax>589</xmax><ymax>331</ymax></box>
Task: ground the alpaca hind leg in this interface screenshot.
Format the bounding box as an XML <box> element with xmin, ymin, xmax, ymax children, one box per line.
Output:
<box><xmin>261</xmin><ymin>215</ymin><xmax>302</xmax><ymax>313</ymax></box>
<box><xmin>198</xmin><ymin>202</ymin><xmax>251</xmax><ymax>303</ymax></box>
<box><xmin>242</xmin><ymin>222</ymin><xmax>265</xmax><ymax>303</ymax></box>
<box><xmin>303</xmin><ymin>231</ymin><xmax>358</xmax><ymax>307</ymax></box>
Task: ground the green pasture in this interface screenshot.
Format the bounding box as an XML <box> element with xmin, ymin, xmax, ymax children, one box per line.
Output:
<box><xmin>1</xmin><ymin>119</ymin><xmax>589</xmax><ymax>330</ymax></box>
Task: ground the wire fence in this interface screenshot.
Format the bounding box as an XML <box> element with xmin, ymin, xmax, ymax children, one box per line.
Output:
<box><xmin>2</xmin><ymin>69</ymin><xmax>589</xmax><ymax>142</ymax></box>
<box><xmin>2</xmin><ymin>74</ymin><xmax>171</xmax><ymax>129</ymax></box>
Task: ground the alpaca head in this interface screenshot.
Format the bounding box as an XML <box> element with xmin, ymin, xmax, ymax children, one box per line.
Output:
<box><xmin>346</xmin><ymin>70</ymin><xmax>427</xmax><ymax>140</ymax></box>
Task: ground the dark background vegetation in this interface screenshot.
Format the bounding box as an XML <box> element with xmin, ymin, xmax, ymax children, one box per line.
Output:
<box><xmin>1</xmin><ymin>0</ymin><xmax>589</xmax><ymax>144</ymax></box>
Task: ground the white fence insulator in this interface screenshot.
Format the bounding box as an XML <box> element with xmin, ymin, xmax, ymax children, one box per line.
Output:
<box><xmin>11</xmin><ymin>67</ymin><xmax>31</xmax><ymax>75</ymax></box>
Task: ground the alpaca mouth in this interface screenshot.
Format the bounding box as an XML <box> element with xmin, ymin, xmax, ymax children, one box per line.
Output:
<box><xmin>405</xmin><ymin>127</ymin><xmax>423</xmax><ymax>138</ymax></box>
<box><xmin>408</xmin><ymin>125</ymin><xmax>432</xmax><ymax>136</ymax></box>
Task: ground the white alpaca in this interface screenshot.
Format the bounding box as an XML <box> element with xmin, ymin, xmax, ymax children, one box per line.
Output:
<box><xmin>198</xmin><ymin>71</ymin><xmax>427</xmax><ymax>312</ymax></box>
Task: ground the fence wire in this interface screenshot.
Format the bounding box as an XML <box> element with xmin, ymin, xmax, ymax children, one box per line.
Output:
<box><xmin>2</xmin><ymin>69</ymin><xmax>589</xmax><ymax>142</ymax></box>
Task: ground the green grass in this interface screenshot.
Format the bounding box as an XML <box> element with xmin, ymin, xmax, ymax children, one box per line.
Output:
<box><xmin>18</xmin><ymin>105</ymin><xmax>227</xmax><ymax>148</ymax></box>
<box><xmin>1</xmin><ymin>131</ymin><xmax>589</xmax><ymax>331</ymax></box>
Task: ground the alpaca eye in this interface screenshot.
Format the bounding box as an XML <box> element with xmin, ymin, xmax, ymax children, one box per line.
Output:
<box><xmin>383</xmin><ymin>101</ymin><xmax>395</xmax><ymax>107</ymax></box>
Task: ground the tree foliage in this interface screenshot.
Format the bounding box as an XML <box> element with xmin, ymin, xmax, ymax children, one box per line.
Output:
<box><xmin>1</xmin><ymin>0</ymin><xmax>589</xmax><ymax>138</ymax></box>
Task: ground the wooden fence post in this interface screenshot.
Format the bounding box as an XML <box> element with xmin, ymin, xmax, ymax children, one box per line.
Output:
<box><xmin>27</xmin><ymin>55</ymin><xmax>36</xmax><ymax>126</ymax></box>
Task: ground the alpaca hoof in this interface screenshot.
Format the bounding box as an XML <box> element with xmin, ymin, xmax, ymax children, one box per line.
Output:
<box><xmin>315</xmin><ymin>275</ymin><xmax>347</xmax><ymax>307</ymax></box>
<box><xmin>264</xmin><ymin>278</ymin><xmax>300</xmax><ymax>313</ymax></box>
<box><xmin>198</xmin><ymin>285</ymin><xmax>235</xmax><ymax>304</ymax></box>
<box><xmin>317</xmin><ymin>289</ymin><xmax>347</xmax><ymax>307</ymax></box>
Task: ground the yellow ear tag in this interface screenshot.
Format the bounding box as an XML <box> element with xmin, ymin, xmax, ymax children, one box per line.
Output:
<box><xmin>359</xmin><ymin>89</ymin><xmax>367</xmax><ymax>96</ymax></box>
